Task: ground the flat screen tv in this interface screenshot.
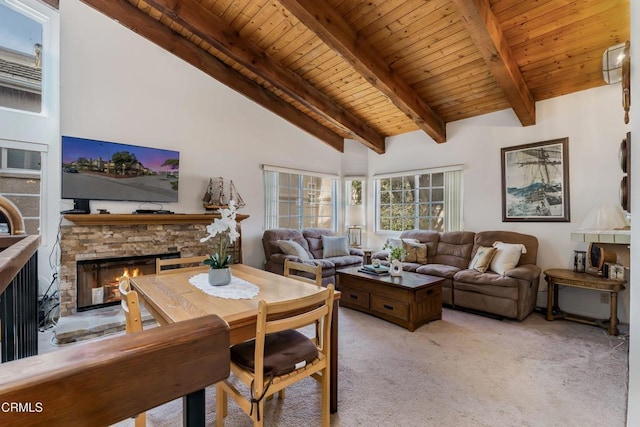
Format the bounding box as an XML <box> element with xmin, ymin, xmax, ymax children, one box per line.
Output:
<box><xmin>61</xmin><ymin>136</ymin><xmax>180</xmax><ymax>206</ymax></box>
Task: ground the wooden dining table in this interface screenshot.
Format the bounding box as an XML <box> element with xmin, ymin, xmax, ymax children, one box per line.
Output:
<box><xmin>130</xmin><ymin>263</ymin><xmax>340</xmax><ymax>425</ymax></box>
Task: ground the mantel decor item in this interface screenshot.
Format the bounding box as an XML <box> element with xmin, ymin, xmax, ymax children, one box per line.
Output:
<box><xmin>501</xmin><ymin>138</ymin><xmax>570</xmax><ymax>222</ymax></box>
<box><xmin>202</xmin><ymin>176</ymin><xmax>245</xmax><ymax>210</ymax></box>
<box><xmin>200</xmin><ymin>200</ymin><xmax>240</xmax><ymax>286</ymax></box>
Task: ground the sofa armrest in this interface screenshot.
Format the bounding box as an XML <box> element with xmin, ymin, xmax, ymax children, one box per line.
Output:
<box><xmin>349</xmin><ymin>248</ymin><xmax>365</xmax><ymax>257</ymax></box>
<box><xmin>504</xmin><ymin>264</ymin><xmax>541</xmax><ymax>281</ymax></box>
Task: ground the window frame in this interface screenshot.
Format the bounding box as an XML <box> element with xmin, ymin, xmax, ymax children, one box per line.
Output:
<box><xmin>263</xmin><ymin>165</ymin><xmax>339</xmax><ymax>231</ymax></box>
<box><xmin>373</xmin><ymin>165</ymin><xmax>464</xmax><ymax>233</ymax></box>
<box><xmin>343</xmin><ymin>176</ymin><xmax>366</xmax><ymax>247</ymax></box>
<box><xmin>0</xmin><ymin>0</ymin><xmax>49</xmax><ymax>115</ymax></box>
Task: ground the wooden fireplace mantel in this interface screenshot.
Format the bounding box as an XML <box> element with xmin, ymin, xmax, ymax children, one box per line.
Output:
<box><xmin>63</xmin><ymin>213</ymin><xmax>250</xmax><ymax>226</ymax></box>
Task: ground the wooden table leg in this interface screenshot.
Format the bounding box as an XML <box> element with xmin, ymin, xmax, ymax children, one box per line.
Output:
<box><xmin>546</xmin><ymin>279</ymin><xmax>555</xmax><ymax>321</ymax></box>
<box><xmin>609</xmin><ymin>290</ymin><xmax>620</xmax><ymax>336</ymax></box>
<box><xmin>330</xmin><ymin>299</ymin><xmax>339</xmax><ymax>413</ymax></box>
<box><xmin>183</xmin><ymin>389</ymin><xmax>205</xmax><ymax>427</ymax></box>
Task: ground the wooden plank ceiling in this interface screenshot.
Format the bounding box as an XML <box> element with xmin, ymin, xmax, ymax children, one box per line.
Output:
<box><xmin>81</xmin><ymin>0</ymin><xmax>629</xmax><ymax>154</ymax></box>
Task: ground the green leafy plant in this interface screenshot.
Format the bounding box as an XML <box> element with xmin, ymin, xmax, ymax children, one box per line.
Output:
<box><xmin>200</xmin><ymin>200</ymin><xmax>240</xmax><ymax>269</ymax></box>
<box><xmin>204</xmin><ymin>252</ymin><xmax>233</xmax><ymax>269</ymax></box>
<box><xmin>383</xmin><ymin>242</ymin><xmax>405</xmax><ymax>262</ymax></box>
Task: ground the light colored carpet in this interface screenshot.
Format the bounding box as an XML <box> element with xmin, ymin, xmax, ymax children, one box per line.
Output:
<box><xmin>50</xmin><ymin>306</ymin><xmax>628</xmax><ymax>426</ymax></box>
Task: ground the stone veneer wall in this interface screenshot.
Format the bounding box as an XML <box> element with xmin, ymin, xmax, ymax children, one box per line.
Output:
<box><xmin>59</xmin><ymin>222</ymin><xmax>211</xmax><ymax>316</ymax></box>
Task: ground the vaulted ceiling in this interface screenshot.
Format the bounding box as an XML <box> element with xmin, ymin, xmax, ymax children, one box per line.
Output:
<box><xmin>78</xmin><ymin>0</ymin><xmax>630</xmax><ymax>154</ymax></box>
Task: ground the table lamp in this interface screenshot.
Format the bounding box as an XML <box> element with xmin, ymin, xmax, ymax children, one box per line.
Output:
<box><xmin>345</xmin><ymin>204</ymin><xmax>365</xmax><ymax>248</ymax></box>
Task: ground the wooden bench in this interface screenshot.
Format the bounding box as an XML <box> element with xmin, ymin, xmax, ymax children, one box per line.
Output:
<box><xmin>0</xmin><ymin>314</ymin><xmax>230</xmax><ymax>426</ymax></box>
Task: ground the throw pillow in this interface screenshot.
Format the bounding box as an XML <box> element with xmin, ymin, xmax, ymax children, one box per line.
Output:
<box><xmin>490</xmin><ymin>242</ymin><xmax>527</xmax><ymax>275</ymax></box>
<box><xmin>402</xmin><ymin>240</ymin><xmax>428</xmax><ymax>264</ymax></box>
<box><xmin>322</xmin><ymin>235</ymin><xmax>350</xmax><ymax>258</ymax></box>
<box><xmin>277</xmin><ymin>240</ymin><xmax>311</xmax><ymax>260</ymax></box>
<box><xmin>468</xmin><ymin>246</ymin><xmax>497</xmax><ymax>273</ymax></box>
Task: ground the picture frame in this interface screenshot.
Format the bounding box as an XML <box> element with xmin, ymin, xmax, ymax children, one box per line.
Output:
<box><xmin>501</xmin><ymin>138</ymin><xmax>570</xmax><ymax>222</ymax></box>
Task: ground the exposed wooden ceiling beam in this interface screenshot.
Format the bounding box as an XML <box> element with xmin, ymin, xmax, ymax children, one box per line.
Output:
<box><xmin>80</xmin><ymin>0</ymin><xmax>344</xmax><ymax>152</ymax></box>
<box><xmin>41</xmin><ymin>0</ymin><xmax>59</xmax><ymax>9</ymax></box>
<box><xmin>144</xmin><ymin>0</ymin><xmax>386</xmax><ymax>154</ymax></box>
<box><xmin>451</xmin><ymin>0</ymin><xmax>536</xmax><ymax>126</ymax></box>
<box><xmin>278</xmin><ymin>0</ymin><xmax>447</xmax><ymax>144</ymax></box>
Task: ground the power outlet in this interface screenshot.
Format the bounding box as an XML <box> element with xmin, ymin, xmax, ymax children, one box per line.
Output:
<box><xmin>600</xmin><ymin>292</ymin><xmax>610</xmax><ymax>304</ymax></box>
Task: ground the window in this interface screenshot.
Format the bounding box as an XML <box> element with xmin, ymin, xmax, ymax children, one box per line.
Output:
<box><xmin>0</xmin><ymin>1</ymin><xmax>45</xmax><ymax>113</ymax></box>
<box><xmin>0</xmin><ymin>0</ymin><xmax>58</xmax><ymax>244</ymax></box>
<box><xmin>345</xmin><ymin>178</ymin><xmax>364</xmax><ymax>206</ymax></box>
<box><xmin>264</xmin><ymin>166</ymin><xmax>338</xmax><ymax>230</ymax></box>
<box><xmin>0</xmin><ymin>140</ymin><xmax>45</xmax><ymax>235</ymax></box>
<box><xmin>374</xmin><ymin>166</ymin><xmax>463</xmax><ymax>232</ymax></box>
<box><xmin>344</xmin><ymin>177</ymin><xmax>366</xmax><ymax>247</ymax></box>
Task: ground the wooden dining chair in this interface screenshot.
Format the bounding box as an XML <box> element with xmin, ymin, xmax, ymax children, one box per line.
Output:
<box><xmin>118</xmin><ymin>276</ymin><xmax>146</xmax><ymax>426</ymax></box>
<box><xmin>283</xmin><ymin>259</ymin><xmax>322</xmax><ymax>287</ymax></box>
<box><xmin>284</xmin><ymin>259</ymin><xmax>323</xmax><ymax>347</ymax></box>
<box><xmin>155</xmin><ymin>255</ymin><xmax>208</xmax><ymax>275</ymax></box>
<box><xmin>216</xmin><ymin>285</ymin><xmax>335</xmax><ymax>427</ymax></box>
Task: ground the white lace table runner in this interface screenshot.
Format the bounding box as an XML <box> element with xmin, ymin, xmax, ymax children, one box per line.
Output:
<box><xmin>188</xmin><ymin>273</ymin><xmax>260</xmax><ymax>299</ymax></box>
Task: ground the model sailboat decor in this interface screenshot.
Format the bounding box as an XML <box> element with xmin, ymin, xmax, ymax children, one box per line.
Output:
<box><xmin>202</xmin><ymin>177</ymin><xmax>245</xmax><ymax>210</ymax></box>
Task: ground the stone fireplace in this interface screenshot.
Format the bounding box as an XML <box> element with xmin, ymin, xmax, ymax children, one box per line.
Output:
<box><xmin>59</xmin><ymin>213</ymin><xmax>246</xmax><ymax>316</ymax></box>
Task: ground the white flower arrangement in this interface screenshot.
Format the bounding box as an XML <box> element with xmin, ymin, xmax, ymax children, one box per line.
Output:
<box><xmin>200</xmin><ymin>200</ymin><xmax>240</xmax><ymax>269</ymax></box>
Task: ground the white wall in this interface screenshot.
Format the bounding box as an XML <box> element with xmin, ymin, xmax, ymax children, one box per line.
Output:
<box><xmin>59</xmin><ymin>0</ymin><xmax>343</xmax><ymax>269</ymax></box>
<box><xmin>368</xmin><ymin>85</ymin><xmax>631</xmax><ymax>322</ymax></box>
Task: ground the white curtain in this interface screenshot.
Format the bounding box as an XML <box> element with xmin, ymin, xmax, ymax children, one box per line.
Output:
<box><xmin>444</xmin><ymin>169</ymin><xmax>463</xmax><ymax>231</ymax></box>
<box><xmin>263</xmin><ymin>170</ymin><xmax>278</xmax><ymax>230</ymax></box>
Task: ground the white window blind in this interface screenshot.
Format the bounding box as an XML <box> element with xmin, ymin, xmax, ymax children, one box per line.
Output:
<box><xmin>263</xmin><ymin>165</ymin><xmax>338</xmax><ymax>230</ymax></box>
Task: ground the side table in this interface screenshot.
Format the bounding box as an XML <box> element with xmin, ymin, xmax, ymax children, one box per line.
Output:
<box><xmin>544</xmin><ymin>268</ymin><xmax>626</xmax><ymax>336</ymax></box>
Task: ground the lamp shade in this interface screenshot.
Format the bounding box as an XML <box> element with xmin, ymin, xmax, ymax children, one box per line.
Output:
<box><xmin>579</xmin><ymin>204</ymin><xmax>627</xmax><ymax>231</ymax></box>
<box><xmin>602</xmin><ymin>42</ymin><xmax>626</xmax><ymax>84</ymax></box>
<box><xmin>345</xmin><ymin>204</ymin><xmax>365</xmax><ymax>226</ymax></box>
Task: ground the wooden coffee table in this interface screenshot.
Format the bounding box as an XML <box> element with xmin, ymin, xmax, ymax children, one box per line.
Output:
<box><xmin>336</xmin><ymin>267</ymin><xmax>444</xmax><ymax>331</ymax></box>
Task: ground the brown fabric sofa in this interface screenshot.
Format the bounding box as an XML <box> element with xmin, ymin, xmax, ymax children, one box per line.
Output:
<box><xmin>263</xmin><ymin>228</ymin><xmax>364</xmax><ymax>285</ymax></box>
<box><xmin>373</xmin><ymin>230</ymin><xmax>540</xmax><ymax>320</ymax></box>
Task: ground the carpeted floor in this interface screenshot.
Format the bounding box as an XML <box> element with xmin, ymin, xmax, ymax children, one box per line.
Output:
<box><xmin>47</xmin><ymin>306</ymin><xmax>629</xmax><ymax>426</ymax></box>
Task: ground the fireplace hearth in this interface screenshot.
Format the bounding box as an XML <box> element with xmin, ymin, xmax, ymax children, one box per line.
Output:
<box><xmin>76</xmin><ymin>253</ymin><xmax>178</xmax><ymax>311</ymax></box>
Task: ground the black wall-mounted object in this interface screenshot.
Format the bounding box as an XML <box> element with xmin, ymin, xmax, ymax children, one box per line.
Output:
<box><xmin>61</xmin><ymin>199</ymin><xmax>90</xmax><ymax>214</ymax></box>
<box><xmin>619</xmin><ymin>132</ymin><xmax>631</xmax><ymax>213</ymax></box>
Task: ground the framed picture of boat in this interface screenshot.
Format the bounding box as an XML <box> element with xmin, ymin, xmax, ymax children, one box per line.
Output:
<box><xmin>501</xmin><ymin>138</ymin><xmax>570</xmax><ymax>222</ymax></box>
